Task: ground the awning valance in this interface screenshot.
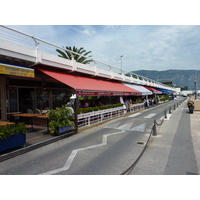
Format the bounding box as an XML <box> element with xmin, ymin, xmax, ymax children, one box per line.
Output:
<box><xmin>38</xmin><ymin>68</ymin><xmax>142</xmax><ymax>96</ymax></box>
<box><xmin>156</xmin><ymin>88</ymin><xmax>173</xmax><ymax>94</ymax></box>
<box><xmin>123</xmin><ymin>83</ymin><xmax>153</xmax><ymax>95</ymax></box>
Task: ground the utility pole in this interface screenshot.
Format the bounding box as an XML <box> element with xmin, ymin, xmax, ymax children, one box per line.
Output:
<box><xmin>120</xmin><ymin>55</ymin><xmax>123</xmax><ymax>69</ymax></box>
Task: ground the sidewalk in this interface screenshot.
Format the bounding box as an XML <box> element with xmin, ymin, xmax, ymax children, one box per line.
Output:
<box><xmin>129</xmin><ymin>99</ymin><xmax>200</xmax><ymax>175</ymax></box>
<box><xmin>0</xmin><ymin>125</ymin><xmax>75</xmax><ymax>161</ymax></box>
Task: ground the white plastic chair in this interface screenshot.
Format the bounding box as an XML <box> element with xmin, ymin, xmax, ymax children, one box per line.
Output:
<box><xmin>36</xmin><ymin>108</ymin><xmax>41</xmax><ymax>114</ymax></box>
<box><xmin>27</xmin><ymin>109</ymin><xmax>33</xmax><ymax>113</ymax></box>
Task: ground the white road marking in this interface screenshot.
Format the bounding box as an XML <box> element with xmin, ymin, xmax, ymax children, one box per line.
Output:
<box><xmin>128</xmin><ymin>113</ymin><xmax>141</xmax><ymax>117</ymax></box>
<box><xmin>104</xmin><ymin>122</ymin><xmax>121</xmax><ymax>129</ymax></box>
<box><xmin>39</xmin><ymin>130</ymin><xmax>126</xmax><ymax>175</ymax></box>
<box><xmin>144</xmin><ymin>113</ymin><xmax>157</xmax><ymax>118</ymax></box>
<box><xmin>164</xmin><ymin>114</ymin><xmax>172</xmax><ymax>120</ymax></box>
<box><xmin>118</xmin><ymin>122</ymin><xmax>134</xmax><ymax>130</ymax></box>
<box><xmin>130</xmin><ymin>123</ymin><xmax>146</xmax><ymax>132</ymax></box>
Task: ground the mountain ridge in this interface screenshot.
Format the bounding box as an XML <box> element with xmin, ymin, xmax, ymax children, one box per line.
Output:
<box><xmin>131</xmin><ymin>70</ymin><xmax>199</xmax><ymax>89</ymax></box>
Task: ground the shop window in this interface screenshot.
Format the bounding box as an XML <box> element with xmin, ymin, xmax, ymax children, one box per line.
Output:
<box><xmin>36</xmin><ymin>88</ymin><xmax>50</xmax><ymax>111</ymax></box>
<box><xmin>0</xmin><ymin>86</ymin><xmax>1</xmax><ymax>119</ymax></box>
<box><xmin>18</xmin><ymin>88</ymin><xmax>35</xmax><ymax>113</ymax></box>
<box><xmin>9</xmin><ymin>78</ymin><xmax>42</xmax><ymax>87</ymax></box>
<box><xmin>52</xmin><ymin>89</ymin><xmax>71</xmax><ymax>108</ymax></box>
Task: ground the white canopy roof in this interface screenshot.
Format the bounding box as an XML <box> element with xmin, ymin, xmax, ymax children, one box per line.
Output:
<box><xmin>123</xmin><ymin>83</ymin><xmax>153</xmax><ymax>95</ymax></box>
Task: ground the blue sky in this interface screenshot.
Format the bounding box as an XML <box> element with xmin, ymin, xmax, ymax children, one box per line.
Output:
<box><xmin>2</xmin><ymin>1</ymin><xmax>200</xmax><ymax>72</ymax></box>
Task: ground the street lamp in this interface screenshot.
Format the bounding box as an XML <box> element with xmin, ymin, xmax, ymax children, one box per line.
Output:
<box><xmin>120</xmin><ymin>55</ymin><xmax>123</xmax><ymax>69</ymax></box>
<box><xmin>194</xmin><ymin>78</ymin><xmax>197</xmax><ymax>100</ymax></box>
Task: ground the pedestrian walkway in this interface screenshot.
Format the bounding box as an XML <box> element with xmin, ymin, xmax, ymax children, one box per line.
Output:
<box><xmin>0</xmin><ymin>125</ymin><xmax>75</xmax><ymax>161</ymax></box>
<box><xmin>129</xmin><ymin>99</ymin><xmax>200</xmax><ymax>175</ymax></box>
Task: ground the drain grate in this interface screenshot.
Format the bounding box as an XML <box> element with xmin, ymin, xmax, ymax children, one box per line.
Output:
<box><xmin>137</xmin><ymin>142</ymin><xmax>144</xmax><ymax>145</ymax></box>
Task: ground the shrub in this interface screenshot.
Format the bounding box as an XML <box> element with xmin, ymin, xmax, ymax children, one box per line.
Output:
<box><xmin>0</xmin><ymin>122</ymin><xmax>27</xmax><ymax>140</ymax></box>
<box><xmin>78</xmin><ymin>103</ymin><xmax>123</xmax><ymax>114</ymax></box>
<box><xmin>48</xmin><ymin>105</ymin><xmax>75</xmax><ymax>135</ymax></box>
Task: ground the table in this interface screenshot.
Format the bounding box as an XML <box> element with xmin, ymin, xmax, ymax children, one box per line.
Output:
<box><xmin>36</xmin><ymin>115</ymin><xmax>50</xmax><ymax>135</ymax></box>
<box><xmin>12</xmin><ymin>113</ymin><xmax>40</xmax><ymax>132</ymax></box>
<box><xmin>6</xmin><ymin>112</ymin><xmax>22</xmax><ymax>121</ymax></box>
<box><xmin>0</xmin><ymin>121</ymin><xmax>15</xmax><ymax>126</ymax></box>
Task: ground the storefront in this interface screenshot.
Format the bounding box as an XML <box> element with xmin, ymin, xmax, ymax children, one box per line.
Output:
<box><xmin>0</xmin><ymin>63</ymin><xmax>74</xmax><ymax>121</ymax></box>
<box><xmin>1</xmin><ymin>63</ymin><xmax>143</xmax><ymax>122</ymax></box>
<box><xmin>0</xmin><ymin>75</ymin><xmax>6</xmax><ymax>120</ymax></box>
<box><xmin>0</xmin><ymin>63</ymin><xmax>35</xmax><ymax>120</ymax></box>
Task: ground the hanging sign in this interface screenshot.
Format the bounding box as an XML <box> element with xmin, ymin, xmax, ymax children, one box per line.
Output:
<box><xmin>0</xmin><ymin>63</ymin><xmax>35</xmax><ymax>77</ymax></box>
<box><xmin>76</xmin><ymin>91</ymin><xmax>141</xmax><ymax>96</ymax></box>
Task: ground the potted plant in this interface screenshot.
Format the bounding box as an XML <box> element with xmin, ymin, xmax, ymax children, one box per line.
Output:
<box><xmin>48</xmin><ymin>105</ymin><xmax>75</xmax><ymax>136</ymax></box>
<box><xmin>0</xmin><ymin>122</ymin><xmax>27</xmax><ymax>152</ymax></box>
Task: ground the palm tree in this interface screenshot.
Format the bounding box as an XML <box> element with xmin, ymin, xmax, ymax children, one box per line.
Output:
<box><xmin>56</xmin><ymin>46</ymin><xmax>93</xmax><ymax>64</ymax></box>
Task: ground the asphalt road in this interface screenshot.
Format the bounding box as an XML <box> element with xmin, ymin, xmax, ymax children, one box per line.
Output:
<box><xmin>0</xmin><ymin>98</ymin><xmax>185</xmax><ymax>175</ymax></box>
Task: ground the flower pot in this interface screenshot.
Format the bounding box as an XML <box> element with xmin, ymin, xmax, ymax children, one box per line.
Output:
<box><xmin>56</xmin><ymin>126</ymin><xmax>74</xmax><ymax>135</ymax></box>
<box><xmin>0</xmin><ymin>133</ymin><xmax>26</xmax><ymax>152</ymax></box>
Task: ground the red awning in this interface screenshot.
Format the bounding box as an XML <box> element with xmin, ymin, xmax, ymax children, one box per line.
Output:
<box><xmin>38</xmin><ymin>68</ymin><xmax>142</xmax><ymax>96</ymax></box>
<box><xmin>144</xmin><ymin>86</ymin><xmax>162</xmax><ymax>94</ymax></box>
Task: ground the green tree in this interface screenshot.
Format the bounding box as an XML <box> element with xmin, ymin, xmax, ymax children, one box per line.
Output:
<box><xmin>56</xmin><ymin>46</ymin><xmax>93</xmax><ymax>64</ymax></box>
<box><xmin>181</xmin><ymin>86</ymin><xmax>189</xmax><ymax>91</ymax></box>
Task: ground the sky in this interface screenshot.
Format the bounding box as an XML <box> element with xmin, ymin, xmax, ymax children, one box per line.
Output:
<box><xmin>1</xmin><ymin>1</ymin><xmax>200</xmax><ymax>74</ymax></box>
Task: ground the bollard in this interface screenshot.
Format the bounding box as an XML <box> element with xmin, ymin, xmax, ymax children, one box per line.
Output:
<box><xmin>169</xmin><ymin>107</ymin><xmax>171</xmax><ymax>114</ymax></box>
<box><xmin>174</xmin><ymin>104</ymin><xmax>176</xmax><ymax>110</ymax></box>
<box><xmin>153</xmin><ymin>120</ymin><xmax>157</xmax><ymax>136</ymax></box>
<box><xmin>164</xmin><ymin>109</ymin><xmax>167</xmax><ymax>118</ymax></box>
<box><xmin>177</xmin><ymin>102</ymin><xmax>179</xmax><ymax>107</ymax></box>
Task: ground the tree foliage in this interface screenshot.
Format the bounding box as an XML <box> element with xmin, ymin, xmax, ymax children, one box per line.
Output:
<box><xmin>56</xmin><ymin>46</ymin><xmax>93</xmax><ymax>64</ymax></box>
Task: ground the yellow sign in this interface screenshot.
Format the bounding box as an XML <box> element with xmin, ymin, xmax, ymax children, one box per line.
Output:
<box><xmin>0</xmin><ymin>63</ymin><xmax>35</xmax><ymax>77</ymax></box>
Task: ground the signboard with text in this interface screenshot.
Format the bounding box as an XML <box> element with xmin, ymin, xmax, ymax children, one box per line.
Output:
<box><xmin>0</xmin><ymin>63</ymin><xmax>35</xmax><ymax>77</ymax></box>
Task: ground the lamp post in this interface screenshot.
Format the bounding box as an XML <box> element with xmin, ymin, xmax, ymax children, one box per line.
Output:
<box><xmin>194</xmin><ymin>78</ymin><xmax>197</xmax><ymax>100</ymax></box>
<box><xmin>120</xmin><ymin>55</ymin><xmax>123</xmax><ymax>69</ymax></box>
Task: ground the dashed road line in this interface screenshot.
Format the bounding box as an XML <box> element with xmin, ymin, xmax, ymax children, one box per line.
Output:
<box><xmin>128</xmin><ymin>113</ymin><xmax>141</xmax><ymax>117</ymax></box>
<box><xmin>144</xmin><ymin>113</ymin><xmax>157</xmax><ymax>118</ymax></box>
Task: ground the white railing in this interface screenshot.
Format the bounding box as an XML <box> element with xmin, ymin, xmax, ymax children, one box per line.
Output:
<box><xmin>78</xmin><ymin>104</ymin><xmax>145</xmax><ymax>128</ymax></box>
<box><xmin>78</xmin><ymin>106</ymin><xmax>126</xmax><ymax>127</ymax></box>
<box><xmin>129</xmin><ymin>103</ymin><xmax>144</xmax><ymax>112</ymax></box>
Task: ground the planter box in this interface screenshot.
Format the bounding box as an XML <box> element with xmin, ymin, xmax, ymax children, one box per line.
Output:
<box><xmin>57</xmin><ymin>126</ymin><xmax>74</xmax><ymax>135</ymax></box>
<box><xmin>0</xmin><ymin>133</ymin><xmax>26</xmax><ymax>152</ymax></box>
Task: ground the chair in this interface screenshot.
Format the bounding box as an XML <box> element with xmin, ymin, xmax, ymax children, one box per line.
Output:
<box><xmin>27</xmin><ymin>109</ymin><xmax>33</xmax><ymax>113</ymax></box>
<box><xmin>36</xmin><ymin>108</ymin><xmax>41</xmax><ymax>114</ymax></box>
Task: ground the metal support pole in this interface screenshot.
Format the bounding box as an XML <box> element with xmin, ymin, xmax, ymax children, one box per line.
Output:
<box><xmin>74</xmin><ymin>94</ymin><xmax>78</xmax><ymax>134</ymax></box>
<box><xmin>153</xmin><ymin>120</ymin><xmax>157</xmax><ymax>136</ymax></box>
<box><xmin>120</xmin><ymin>55</ymin><xmax>123</xmax><ymax>69</ymax></box>
<box><xmin>164</xmin><ymin>109</ymin><xmax>167</xmax><ymax>118</ymax></box>
<box><xmin>194</xmin><ymin>78</ymin><xmax>197</xmax><ymax>100</ymax></box>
